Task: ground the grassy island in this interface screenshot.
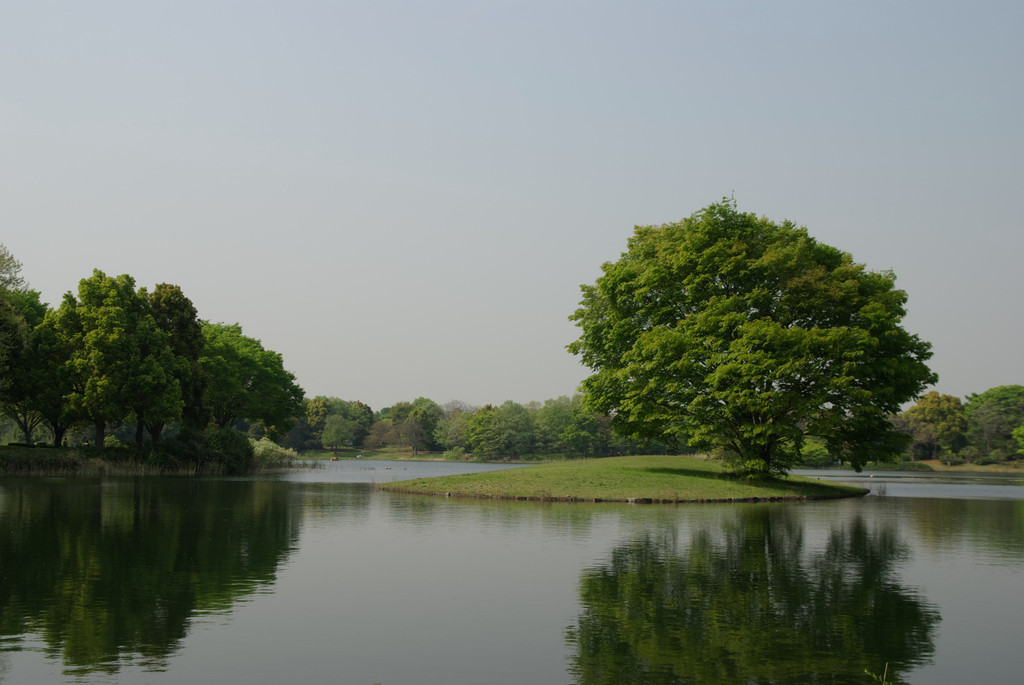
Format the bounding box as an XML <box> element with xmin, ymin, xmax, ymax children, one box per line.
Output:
<box><xmin>379</xmin><ymin>455</ymin><xmax>867</xmax><ymax>503</ymax></box>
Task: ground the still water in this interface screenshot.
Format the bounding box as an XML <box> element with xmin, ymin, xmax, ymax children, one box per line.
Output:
<box><xmin>1</xmin><ymin>461</ymin><xmax>1021</xmax><ymax>684</ymax></box>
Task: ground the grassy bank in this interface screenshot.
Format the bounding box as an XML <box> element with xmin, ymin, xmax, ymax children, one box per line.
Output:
<box><xmin>0</xmin><ymin>446</ymin><xmax>186</xmax><ymax>476</ymax></box>
<box><xmin>379</xmin><ymin>454</ymin><xmax>867</xmax><ymax>503</ymax></box>
<box><xmin>0</xmin><ymin>442</ymin><xmax>294</xmax><ymax>477</ymax></box>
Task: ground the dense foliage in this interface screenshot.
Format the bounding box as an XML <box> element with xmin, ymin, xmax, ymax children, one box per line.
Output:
<box><xmin>0</xmin><ymin>245</ymin><xmax>303</xmax><ymax>473</ymax></box>
<box><xmin>569</xmin><ymin>200</ymin><xmax>936</xmax><ymax>477</ymax></box>
<box><xmin>280</xmin><ymin>394</ymin><xmax>673</xmax><ymax>460</ymax></box>
<box><xmin>895</xmin><ymin>385</ymin><xmax>1024</xmax><ymax>464</ymax></box>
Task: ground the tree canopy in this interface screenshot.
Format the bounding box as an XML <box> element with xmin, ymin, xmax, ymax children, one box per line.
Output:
<box><xmin>569</xmin><ymin>200</ymin><xmax>936</xmax><ymax>477</ymax></box>
<box><xmin>48</xmin><ymin>271</ymin><xmax>183</xmax><ymax>450</ymax></box>
<box><xmin>895</xmin><ymin>391</ymin><xmax>967</xmax><ymax>461</ymax></box>
<box><xmin>963</xmin><ymin>385</ymin><xmax>1024</xmax><ymax>462</ymax></box>
<box><xmin>200</xmin><ymin>322</ymin><xmax>304</xmax><ymax>440</ymax></box>
<box><xmin>0</xmin><ymin>248</ymin><xmax>305</xmax><ymax>470</ymax></box>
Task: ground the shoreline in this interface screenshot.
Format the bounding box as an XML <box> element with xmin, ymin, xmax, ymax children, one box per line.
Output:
<box><xmin>376</xmin><ymin>455</ymin><xmax>869</xmax><ymax>504</ymax></box>
<box><xmin>377</xmin><ymin>486</ymin><xmax>869</xmax><ymax>504</ymax></box>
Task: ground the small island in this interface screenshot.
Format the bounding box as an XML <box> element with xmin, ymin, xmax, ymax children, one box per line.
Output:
<box><xmin>378</xmin><ymin>454</ymin><xmax>867</xmax><ymax>503</ymax></box>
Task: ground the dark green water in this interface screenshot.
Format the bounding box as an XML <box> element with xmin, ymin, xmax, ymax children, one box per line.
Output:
<box><xmin>1</xmin><ymin>463</ymin><xmax>1021</xmax><ymax>684</ymax></box>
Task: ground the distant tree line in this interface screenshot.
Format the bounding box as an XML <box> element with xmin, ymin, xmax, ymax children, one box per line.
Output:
<box><xmin>0</xmin><ymin>244</ymin><xmax>304</xmax><ymax>471</ymax></box>
<box><xmin>282</xmin><ymin>394</ymin><xmax>675</xmax><ymax>460</ymax></box>
<box><xmin>798</xmin><ymin>385</ymin><xmax>1024</xmax><ymax>467</ymax></box>
<box><xmin>889</xmin><ymin>386</ymin><xmax>1024</xmax><ymax>465</ymax></box>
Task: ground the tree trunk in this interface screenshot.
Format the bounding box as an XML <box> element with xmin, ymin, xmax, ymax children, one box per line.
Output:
<box><xmin>50</xmin><ymin>422</ymin><xmax>67</xmax><ymax>447</ymax></box>
<box><xmin>94</xmin><ymin>419</ymin><xmax>106</xmax><ymax>451</ymax></box>
<box><xmin>146</xmin><ymin>421</ymin><xmax>164</xmax><ymax>444</ymax></box>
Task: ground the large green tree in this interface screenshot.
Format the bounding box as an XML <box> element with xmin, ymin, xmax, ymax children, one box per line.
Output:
<box><xmin>1</xmin><ymin>290</ymin><xmax>49</xmax><ymax>443</ymax></box>
<box><xmin>200</xmin><ymin>322</ymin><xmax>304</xmax><ymax>439</ymax></box>
<box><xmin>0</xmin><ymin>297</ymin><xmax>28</xmax><ymax>408</ymax></box>
<box><xmin>147</xmin><ymin>283</ymin><xmax>207</xmax><ymax>436</ymax></box>
<box><xmin>569</xmin><ymin>200</ymin><xmax>936</xmax><ymax>477</ymax></box>
<box><xmin>30</xmin><ymin>306</ymin><xmax>78</xmax><ymax>446</ymax></box>
<box><xmin>897</xmin><ymin>391</ymin><xmax>968</xmax><ymax>461</ymax></box>
<box><xmin>0</xmin><ymin>244</ymin><xmax>32</xmax><ymax>405</ymax></box>
<box><xmin>964</xmin><ymin>385</ymin><xmax>1024</xmax><ymax>462</ymax></box>
<box><xmin>56</xmin><ymin>271</ymin><xmax>183</xmax><ymax>451</ymax></box>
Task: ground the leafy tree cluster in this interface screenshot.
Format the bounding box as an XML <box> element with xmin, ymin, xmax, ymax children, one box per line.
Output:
<box><xmin>282</xmin><ymin>395</ymin><xmax>375</xmax><ymax>451</ymax></box>
<box><xmin>0</xmin><ymin>246</ymin><xmax>303</xmax><ymax>471</ymax></box>
<box><xmin>281</xmin><ymin>392</ymin><xmax>673</xmax><ymax>460</ymax></box>
<box><xmin>894</xmin><ymin>385</ymin><xmax>1024</xmax><ymax>464</ymax></box>
<box><xmin>570</xmin><ymin>200</ymin><xmax>936</xmax><ymax>478</ymax></box>
<box><xmin>429</xmin><ymin>397</ymin><xmax>626</xmax><ymax>459</ymax></box>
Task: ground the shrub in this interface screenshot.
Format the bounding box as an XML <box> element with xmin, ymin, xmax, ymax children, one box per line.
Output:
<box><xmin>442</xmin><ymin>448</ymin><xmax>467</xmax><ymax>461</ymax></box>
<box><xmin>250</xmin><ymin>437</ymin><xmax>297</xmax><ymax>467</ymax></box>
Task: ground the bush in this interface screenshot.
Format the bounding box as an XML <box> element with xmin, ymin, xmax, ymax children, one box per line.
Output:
<box><xmin>250</xmin><ymin>437</ymin><xmax>297</xmax><ymax>466</ymax></box>
<box><xmin>442</xmin><ymin>448</ymin><xmax>468</xmax><ymax>461</ymax></box>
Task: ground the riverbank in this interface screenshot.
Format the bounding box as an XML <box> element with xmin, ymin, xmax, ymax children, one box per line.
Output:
<box><xmin>0</xmin><ymin>446</ymin><xmax>175</xmax><ymax>476</ymax></box>
<box><xmin>0</xmin><ymin>441</ymin><xmax>292</xmax><ymax>476</ymax></box>
<box><xmin>809</xmin><ymin>459</ymin><xmax>1024</xmax><ymax>473</ymax></box>
<box><xmin>378</xmin><ymin>454</ymin><xmax>867</xmax><ymax>503</ymax></box>
<box><xmin>917</xmin><ymin>459</ymin><xmax>1024</xmax><ymax>473</ymax></box>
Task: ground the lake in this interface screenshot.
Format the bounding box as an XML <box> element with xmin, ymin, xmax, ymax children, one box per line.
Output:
<box><xmin>1</xmin><ymin>461</ymin><xmax>1022</xmax><ymax>684</ymax></box>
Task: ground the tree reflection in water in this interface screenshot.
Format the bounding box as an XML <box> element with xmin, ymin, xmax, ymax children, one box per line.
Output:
<box><xmin>567</xmin><ymin>506</ymin><xmax>939</xmax><ymax>684</ymax></box>
<box><xmin>0</xmin><ymin>478</ymin><xmax>297</xmax><ymax>676</ymax></box>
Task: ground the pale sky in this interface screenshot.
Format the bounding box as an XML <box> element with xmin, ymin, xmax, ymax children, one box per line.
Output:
<box><xmin>2</xmin><ymin>1</ymin><xmax>1021</xmax><ymax>412</ymax></box>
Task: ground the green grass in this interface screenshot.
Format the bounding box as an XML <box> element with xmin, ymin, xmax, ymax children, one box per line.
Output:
<box><xmin>379</xmin><ymin>454</ymin><xmax>867</xmax><ymax>502</ymax></box>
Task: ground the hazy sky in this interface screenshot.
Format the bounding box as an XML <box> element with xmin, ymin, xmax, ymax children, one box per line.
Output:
<box><xmin>3</xmin><ymin>1</ymin><xmax>1021</xmax><ymax>411</ymax></box>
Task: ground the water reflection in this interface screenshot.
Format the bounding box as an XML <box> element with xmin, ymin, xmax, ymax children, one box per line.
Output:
<box><xmin>567</xmin><ymin>506</ymin><xmax>940</xmax><ymax>684</ymax></box>
<box><xmin>0</xmin><ymin>478</ymin><xmax>298</xmax><ymax>676</ymax></box>
<box><xmin>2</xmin><ymin>469</ymin><xmax>1020</xmax><ymax>684</ymax></box>
<box><xmin>906</xmin><ymin>498</ymin><xmax>1024</xmax><ymax>563</ymax></box>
